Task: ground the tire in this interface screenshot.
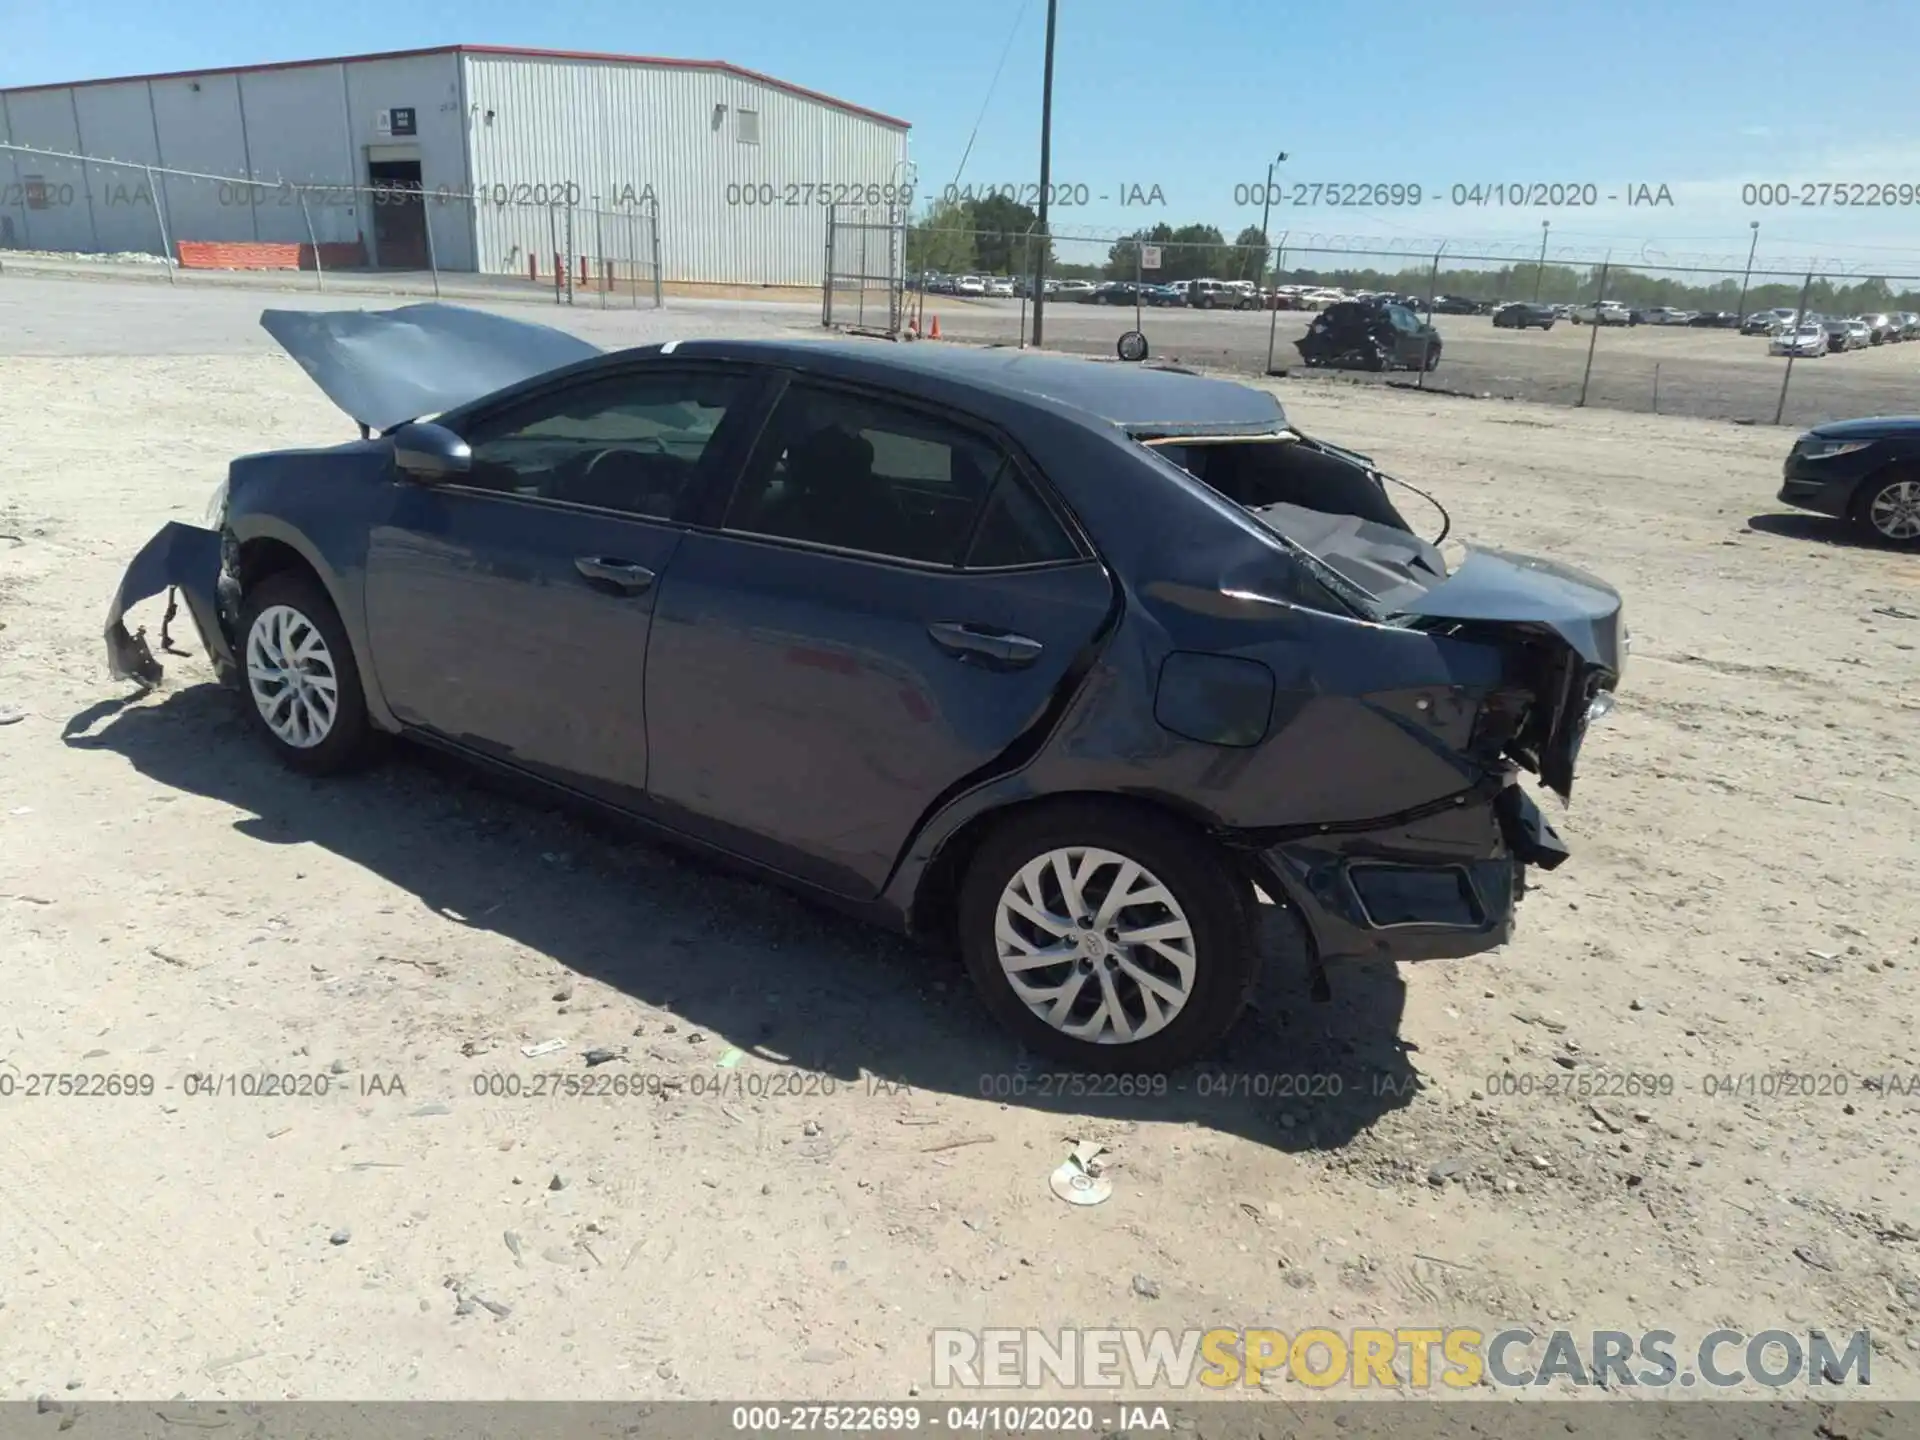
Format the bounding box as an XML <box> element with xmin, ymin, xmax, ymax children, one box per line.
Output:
<box><xmin>1853</xmin><ymin>471</ymin><xmax>1920</xmax><ymax>549</ymax></box>
<box><xmin>956</xmin><ymin>800</ymin><xmax>1259</xmax><ymax>1071</ymax></box>
<box><xmin>236</xmin><ymin>569</ymin><xmax>378</xmax><ymax>775</ymax></box>
<box><xmin>1423</xmin><ymin>343</ymin><xmax>1441</xmax><ymax>371</ymax></box>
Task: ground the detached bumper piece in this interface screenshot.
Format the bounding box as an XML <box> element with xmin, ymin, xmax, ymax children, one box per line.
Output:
<box><xmin>104</xmin><ymin>522</ymin><xmax>234</xmax><ymax>688</ymax></box>
<box><xmin>1253</xmin><ymin>782</ymin><xmax>1565</xmax><ymax>966</ymax></box>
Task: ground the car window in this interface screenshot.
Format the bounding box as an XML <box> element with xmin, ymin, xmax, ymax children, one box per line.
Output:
<box><xmin>724</xmin><ymin>385</ymin><xmax>1012</xmax><ymax>565</ymax></box>
<box><xmin>965</xmin><ymin>471</ymin><xmax>1080</xmax><ymax>568</ymax></box>
<box><xmin>456</xmin><ymin>371</ymin><xmax>744</xmax><ymax>520</ymax></box>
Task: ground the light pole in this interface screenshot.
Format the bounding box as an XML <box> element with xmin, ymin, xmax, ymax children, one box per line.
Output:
<box><xmin>1736</xmin><ymin>220</ymin><xmax>1760</xmax><ymax>324</ymax></box>
<box><xmin>1258</xmin><ymin>150</ymin><xmax>1289</xmax><ymax>372</ymax></box>
<box><xmin>1533</xmin><ymin>219</ymin><xmax>1550</xmax><ymax>302</ymax></box>
<box><xmin>1029</xmin><ymin>0</ymin><xmax>1060</xmax><ymax>348</ymax></box>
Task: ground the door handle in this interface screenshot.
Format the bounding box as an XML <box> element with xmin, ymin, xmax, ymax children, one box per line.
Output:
<box><xmin>927</xmin><ymin>622</ymin><xmax>1044</xmax><ymax>668</ymax></box>
<box><xmin>574</xmin><ymin>556</ymin><xmax>657</xmax><ymax>594</ymax></box>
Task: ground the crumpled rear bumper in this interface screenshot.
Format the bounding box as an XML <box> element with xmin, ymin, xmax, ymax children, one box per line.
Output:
<box><xmin>105</xmin><ymin>521</ymin><xmax>235</xmax><ymax>687</ymax></box>
<box><xmin>1249</xmin><ymin>780</ymin><xmax>1567</xmax><ymax>966</ymax></box>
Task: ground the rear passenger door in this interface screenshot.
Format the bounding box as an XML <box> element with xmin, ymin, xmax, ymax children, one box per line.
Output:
<box><xmin>641</xmin><ymin>378</ymin><xmax>1116</xmax><ymax>900</ymax></box>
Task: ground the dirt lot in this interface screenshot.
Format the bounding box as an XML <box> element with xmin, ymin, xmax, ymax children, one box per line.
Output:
<box><xmin>2</xmin><ymin>275</ymin><xmax>1918</xmax><ymax>1406</ymax></box>
<box><xmin>916</xmin><ymin>299</ymin><xmax>1920</xmax><ymax>429</ymax></box>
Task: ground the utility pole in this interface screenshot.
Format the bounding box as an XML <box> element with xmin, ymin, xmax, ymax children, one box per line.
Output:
<box><xmin>1533</xmin><ymin>220</ymin><xmax>1550</xmax><ymax>302</ymax></box>
<box><xmin>1029</xmin><ymin>0</ymin><xmax>1059</xmax><ymax>348</ymax></box>
<box><xmin>1736</xmin><ymin>220</ymin><xmax>1760</xmax><ymax>323</ymax></box>
<box><xmin>1256</xmin><ymin>152</ymin><xmax>1287</xmax><ymax>285</ymax></box>
<box><xmin>1258</xmin><ymin>151</ymin><xmax>1289</xmax><ymax>373</ymax></box>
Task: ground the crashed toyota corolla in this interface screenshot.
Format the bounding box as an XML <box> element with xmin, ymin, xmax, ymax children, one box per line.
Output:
<box><xmin>105</xmin><ymin>303</ymin><xmax>1626</xmax><ymax>1070</ymax></box>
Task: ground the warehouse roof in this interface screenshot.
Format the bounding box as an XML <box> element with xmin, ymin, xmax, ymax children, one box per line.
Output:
<box><xmin>0</xmin><ymin>45</ymin><xmax>911</xmax><ymax>130</ymax></box>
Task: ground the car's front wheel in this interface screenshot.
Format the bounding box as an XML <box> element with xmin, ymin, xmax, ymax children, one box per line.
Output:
<box><xmin>956</xmin><ymin>801</ymin><xmax>1259</xmax><ymax>1071</ymax></box>
<box><xmin>237</xmin><ymin>570</ymin><xmax>378</xmax><ymax>774</ymax></box>
<box><xmin>1857</xmin><ymin>472</ymin><xmax>1920</xmax><ymax>548</ymax></box>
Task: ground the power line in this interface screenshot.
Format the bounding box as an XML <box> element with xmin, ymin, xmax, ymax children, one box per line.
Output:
<box><xmin>946</xmin><ymin>0</ymin><xmax>1034</xmax><ymax>201</ymax></box>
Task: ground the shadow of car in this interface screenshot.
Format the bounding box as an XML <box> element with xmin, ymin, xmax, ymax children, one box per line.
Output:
<box><xmin>64</xmin><ymin>682</ymin><xmax>1422</xmax><ymax>1150</ymax></box>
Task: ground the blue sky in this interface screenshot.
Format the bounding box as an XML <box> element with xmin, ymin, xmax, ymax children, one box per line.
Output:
<box><xmin>8</xmin><ymin>0</ymin><xmax>1920</xmax><ymax>273</ymax></box>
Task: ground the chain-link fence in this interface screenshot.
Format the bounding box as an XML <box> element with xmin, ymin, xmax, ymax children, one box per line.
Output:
<box><xmin>823</xmin><ymin>204</ymin><xmax>908</xmax><ymax>336</ymax></box>
<box><xmin>0</xmin><ymin>143</ymin><xmax>663</xmax><ymax>308</ymax></box>
<box><xmin>891</xmin><ymin>224</ymin><xmax>1920</xmax><ymax>427</ymax></box>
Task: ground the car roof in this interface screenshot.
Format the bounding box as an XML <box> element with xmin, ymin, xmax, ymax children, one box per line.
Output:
<box><xmin>614</xmin><ymin>338</ymin><xmax>1289</xmax><ymax>436</ymax></box>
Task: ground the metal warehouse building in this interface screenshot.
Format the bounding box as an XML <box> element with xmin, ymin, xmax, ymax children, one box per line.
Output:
<box><xmin>0</xmin><ymin>45</ymin><xmax>911</xmax><ymax>286</ymax></box>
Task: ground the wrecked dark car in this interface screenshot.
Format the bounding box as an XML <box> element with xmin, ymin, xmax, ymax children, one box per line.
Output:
<box><xmin>105</xmin><ymin>304</ymin><xmax>1624</xmax><ymax>1070</ymax></box>
<box><xmin>1296</xmin><ymin>299</ymin><xmax>1443</xmax><ymax>372</ymax></box>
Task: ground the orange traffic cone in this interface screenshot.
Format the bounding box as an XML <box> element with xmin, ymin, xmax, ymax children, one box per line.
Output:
<box><xmin>929</xmin><ymin>314</ymin><xmax>941</xmax><ymax>339</ymax></box>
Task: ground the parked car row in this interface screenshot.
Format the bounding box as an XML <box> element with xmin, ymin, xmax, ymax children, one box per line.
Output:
<box><xmin>912</xmin><ymin>274</ymin><xmax>1447</xmax><ymax>314</ymax></box>
<box><xmin>1747</xmin><ymin>309</ymin><xmax>1920</xmax><ymax>344</ymax></box>
<box><xmin>910</xmin><ymin>274</ymin><xmax>1919</xmax><ymax>348</ymax></box>
<box><xmin>1760</xmin><ymin>311</ymin><xmax>1920</xmax><ymax>356</ymax></box>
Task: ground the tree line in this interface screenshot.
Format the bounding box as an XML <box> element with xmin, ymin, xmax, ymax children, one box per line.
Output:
<box><xmin>903</xmin><ymin>195</ymin><xmax>1920</xmax><ymax>313</ymax></box>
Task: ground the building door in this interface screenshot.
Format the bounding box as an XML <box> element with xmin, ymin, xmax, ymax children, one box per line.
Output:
<box><xmin>367</xmin><ymin>157</ymin><xmax>428</xmax><ymax>269</ymax></box>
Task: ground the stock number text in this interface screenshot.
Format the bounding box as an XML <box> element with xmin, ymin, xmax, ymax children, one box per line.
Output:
<box><xmin>0</xmin><ymin>1071</ymin><xmax>157</xmax><ymax>1098</ymax></box>
<box><xmin>1743</xmin><ymin>182</ymin><xmax>1920</xmax><ymax>207</ymax></box>
<box><xmin>727</xmin><ymin>181</ymin><xmax>915</xmax><ymax>208</ymax></box>
<box><xmin>1486</xmin><ymin>1071</ymin><xmax>1676</xmax><ymax>1099</ymax></box>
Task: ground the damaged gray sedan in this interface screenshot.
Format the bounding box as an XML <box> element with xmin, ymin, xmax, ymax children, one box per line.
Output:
<box><xmin>106</xmin><ymin>304</ymin><xmax>1625</xmax><ymax>1070</ymax></box>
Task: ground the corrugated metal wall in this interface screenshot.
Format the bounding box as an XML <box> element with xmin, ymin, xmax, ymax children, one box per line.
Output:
<box><xmin>0</xmin><ymin>53</ymin><xmax>474</xmax><ymax>267</ymax></box>
<box><xmin>462</xmin><ymin>53</ymin><xmax>908</xmax><ymax>287</ymax></box>
<box><xmin>2</xmin><ymin>49</ymin><xmax>904</xmax><ymax>282</ymax></box>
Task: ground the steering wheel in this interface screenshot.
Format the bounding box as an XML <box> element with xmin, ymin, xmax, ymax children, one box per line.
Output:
<box><xmin>586</xmin><ymin>435</ymin><xmax>667</xmax><ymax>468</ymax></box>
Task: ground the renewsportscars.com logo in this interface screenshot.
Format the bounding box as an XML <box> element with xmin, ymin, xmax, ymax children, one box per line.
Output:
<box><xmin>931</xmin><ymin>1327</ymin><xmax>1873</xmax><ymax>1391</ymax></box>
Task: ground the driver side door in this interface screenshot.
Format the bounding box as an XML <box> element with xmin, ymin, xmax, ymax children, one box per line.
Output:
<box><xmin>362</xmin><ymin>363</ymin><xmax>765</xmax><ymax>808</ymax></box>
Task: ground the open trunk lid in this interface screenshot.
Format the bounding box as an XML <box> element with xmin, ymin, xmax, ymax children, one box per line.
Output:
<box><xmin>260</xmin><ymin>303</ymin><xmax>602</xmax><ymax>433</ymax></box>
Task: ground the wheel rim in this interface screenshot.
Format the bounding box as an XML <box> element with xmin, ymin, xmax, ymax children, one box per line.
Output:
<box><xmin>993</xmin><ymin>846</ymin><xmax>1197</xmax><ymax>1045</ymax></box>
<box><xmin>1868</xmin><ymin>480</ymin><xmax>1920</xmax><ymax>540</ymax></box>
<box><xmin>245</xmin><ymin>604</ymin><xmax>340</xmax><ymax>748</ymax></box>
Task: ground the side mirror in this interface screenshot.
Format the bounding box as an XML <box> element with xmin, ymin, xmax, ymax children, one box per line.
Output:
<box><xmin>391</xmin><ymin>421</ymin><xmax>471</xmax><ymax>481</ymax></box>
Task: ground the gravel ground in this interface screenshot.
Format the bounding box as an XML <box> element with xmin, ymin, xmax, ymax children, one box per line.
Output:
<box><xmin>1</xmin><ymin>274</ymin><xmax>1917</xmax><ymax>1407</ymax></box>
<box><xmin>913</xmin><ymin>298</ymin><xmax>1920</xmax><ymax>428</ymax></box>
<box><xmin>10</xmin><ymin>255</ymin><xmax>1919</xmax><ymax>425</ymax></box>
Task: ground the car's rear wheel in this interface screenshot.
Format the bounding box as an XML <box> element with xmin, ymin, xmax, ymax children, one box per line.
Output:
<box><xmin>956</xmin><ymin>801</ymin><xmax>1259</xmax><ymax>1071</ymax></box>
<box><xmin>1856</xmin><ymin>473</ymin><xmax>1920</xmax><ymax>548</ymax></box>
<box><xmin>238</xmin><ymin>571</ymin><xmax>377</xmax><ymax>774</ymax></box>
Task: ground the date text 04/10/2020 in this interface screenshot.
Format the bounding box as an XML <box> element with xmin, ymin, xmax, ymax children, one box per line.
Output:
<box><xmin>1229</xmin><ymin>182</ymin><xmax>1677</xmax><ymax>208</ymax></box>
<box><xmin>943</xmin><ymin>183</ymin><xmax>1168</xmax><ymax>208</ymax></box>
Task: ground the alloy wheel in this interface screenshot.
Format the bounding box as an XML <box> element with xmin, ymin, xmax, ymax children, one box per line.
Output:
<box><xmin>993</xmin><ymin>847</ymin><xmax>1197</xmax><ymax>1045</ymax></box>
<box><xmin>245</xmin><ymin>604</ymin><xmax>340</xmax><ymax>748</ymax></box>
<box><xmin>1868</xmin><ymin>480</ymin><xmax>1920</xmax><ymax>541</ymax></box>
